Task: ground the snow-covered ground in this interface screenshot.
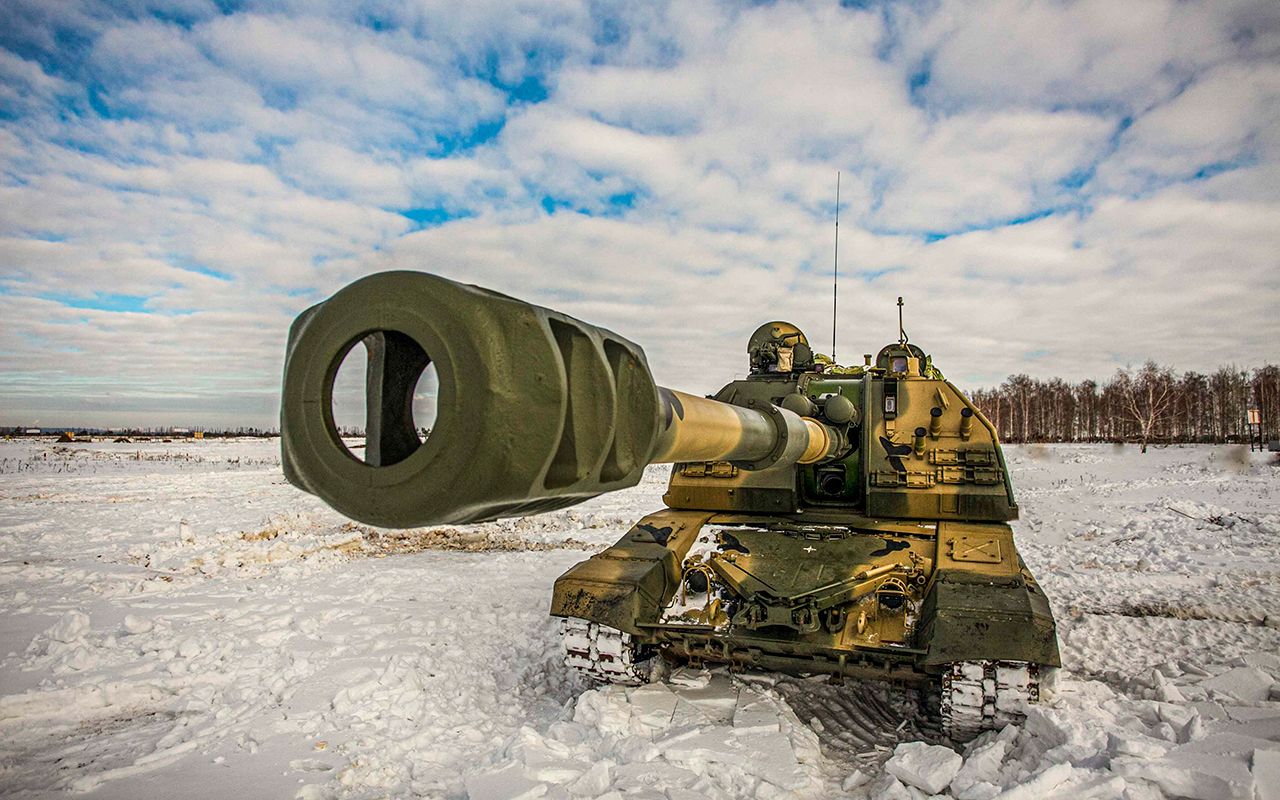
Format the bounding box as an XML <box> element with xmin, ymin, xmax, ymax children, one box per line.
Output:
<box><xmin>0</xmin><ymin>440</ymin><xmax>1277</xmax><ymax>799</ymax></box>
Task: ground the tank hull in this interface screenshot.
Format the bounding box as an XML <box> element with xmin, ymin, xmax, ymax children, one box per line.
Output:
<box><xmin>550</xmin><ymin>509</ymin><xmax>1059</xmax><ymax>686</ymax></box>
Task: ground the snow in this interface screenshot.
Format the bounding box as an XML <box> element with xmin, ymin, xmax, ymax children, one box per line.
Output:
<box><xmin>949</xmin><ymin>737</ymin><xmax>1009</xmax><ymax>799</ymax></box>
<box><xmin>1</xmin><ymin>439</ymin><xmax>1278</xmax><ymax>798</ymax></box>
<box><xmin>1255</xmin><ymin>749</ymin><xmax>1280</xmax><ymax>800</ymax></box>
<box><xmin>1200</xmin><ymin>667</ymin><xmax>1275</xmax><ymax>703</ymax></box>
<box><xmin>43</xmin><ymin>610</ymin><xmax>91</xmax><ymax>644</ymax></box>
<box><xmin>884</xmin><ymin>741</ymin><xmax>962</xmax><ymax>793</ymax></box>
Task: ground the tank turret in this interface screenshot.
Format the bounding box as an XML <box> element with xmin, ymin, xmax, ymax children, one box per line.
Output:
<box><xmin>280</xmin><ymin>270</ymin><xmax>1059</xmax><ymax>740</ymax></box>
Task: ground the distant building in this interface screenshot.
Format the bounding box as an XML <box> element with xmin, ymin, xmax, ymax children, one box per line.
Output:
<box><xmin>24</xmin><ymin>428</ymin><xmax>40</xmax><ymax>435</ymax></box>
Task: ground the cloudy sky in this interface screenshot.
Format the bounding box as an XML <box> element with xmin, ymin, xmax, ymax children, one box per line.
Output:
<box><xmin>2</xmin><ymin>0</ymin><xmax>1278</xmax><ymax>429</ymax></box>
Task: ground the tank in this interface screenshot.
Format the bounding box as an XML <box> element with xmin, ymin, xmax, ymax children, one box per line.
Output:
<box><xmin>280</xmin><ymin>270</ymin><xmax>1060</xmax><ymax>739</ymax></box>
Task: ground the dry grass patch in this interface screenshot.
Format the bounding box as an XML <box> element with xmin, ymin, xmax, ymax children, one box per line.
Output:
<box><xmin>340</xmin><ymin>522</ymin><xmax>594</xmax><ymax>555</ymax></box>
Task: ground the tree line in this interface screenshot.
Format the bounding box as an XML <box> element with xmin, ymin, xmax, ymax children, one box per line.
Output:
<box><xmin>966</xmin><ymin>363</ymin><xmax>1279</xmax><ymax>449</ymax></box>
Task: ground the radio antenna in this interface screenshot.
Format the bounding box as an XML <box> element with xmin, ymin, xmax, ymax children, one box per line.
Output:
<box><xmin>832</xmin><ymin>171</ymin><xmax>840</xmax><ymax>362</ymax></box>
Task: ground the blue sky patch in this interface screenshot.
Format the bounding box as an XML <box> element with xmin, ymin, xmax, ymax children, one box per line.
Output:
<box><xmin>172</xmin><ymin>260</ymin><xmax>233</xmax><ymax>281</ymax></box>
<box><xmin>433</xmin><ymin>119</ymin><xmax>505</xmax><ymax>156</ymax></box>
<box><xmin>907</xmin><ymin>60</ymin><xmax>931</xmax><ymax>106</ymax></box>
<box><xmin>1191</xmin><ymin>158</ymin><xmax>1250</xmax><ymax>181</ymax></box>
<box><xmin>53</xmin><ymin>293</ymin><xmax>152</xmax><ymax>313</ymax></box>
<box><xmin>506</xmin><ymin>74</ymin><xmax>549</xmax><ymax>105</ymax></box>
<box><xmin>400</xmin><ymin>206</ymin><xmax>474</xmax><ymax>229</ymax></box>
<box><xmin>915</xmin><ymin>207</ymin><xmax>1060</xmax><ymax>242</ymax></box>
<box><xmin>1058</xmin><ymin>167</ymin><xmax>1094</xmax><ymax>191</ymax></box>
<box><xmin>541</xmin><ymin>195</ymin><xmax>572</xmax><ymax>215</ymax></box>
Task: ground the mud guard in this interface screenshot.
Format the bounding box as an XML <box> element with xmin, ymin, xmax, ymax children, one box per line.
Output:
<box><xmin>917</xmin><ymin>567</ymin><xmax>1060</xmax><ymax>669</ymax></box>
<box><xmin>549</xmin><ymin>511</ymin><xmax>711</xmax><ymax>636</ymax></box>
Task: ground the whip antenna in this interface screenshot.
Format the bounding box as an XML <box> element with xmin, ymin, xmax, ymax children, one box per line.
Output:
<box><xmin>832</xmin><ymin>172</ymin><xmax>840</xmax><ymax>362</ymax></box>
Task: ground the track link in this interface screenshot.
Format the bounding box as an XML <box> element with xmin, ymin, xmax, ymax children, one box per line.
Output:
<box><xmin>561</xmin><ymin>618</ymin><xmax>652</xmax><ymax>685</ymax></box>
<box><xmin>940</xmin><ymin>660</ymin><xmax>1057</xmax><ymax>741</ymax></box>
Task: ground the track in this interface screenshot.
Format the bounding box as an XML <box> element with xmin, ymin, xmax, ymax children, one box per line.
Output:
<box><xmin>940</xmin><ymin>660</ymin><xmax>1056</xmax><ymax>741</ymax></box>
<box><xmin>562</xmin><ymin>621</ymin><xmax>1054</xmax><ymax>748</ymax></box>
<box><xmin>559</xmin><ymin>620</ymin><xmax>937</xmax><ymax>773</ymax></box>
<box><xmin>561</xmin><ymin>618</ymin><xmax>653</xmax><ymax>685</ymax></box>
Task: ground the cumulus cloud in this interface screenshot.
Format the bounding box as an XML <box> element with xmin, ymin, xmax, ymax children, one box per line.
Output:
<box><xmin>0</xmin><ymin>0</ymin><xmax>1277</xmax><ymax>428</ymax></box>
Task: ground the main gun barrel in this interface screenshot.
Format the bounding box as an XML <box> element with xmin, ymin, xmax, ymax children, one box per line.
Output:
<box><xmin>280</xmin><ymin>271</ymin><xmax>839</xmax><ymax>527</ymax></box>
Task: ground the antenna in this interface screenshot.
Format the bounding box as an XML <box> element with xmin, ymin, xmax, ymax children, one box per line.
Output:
<box><xmin>897</xmin><ymin>296</ymin><xmax>909</xmax><ymax>345</ymax></box>
<box><xmin>832</xmin><ymin>172</ymin><xmax>840</xmax><ymax>362</ymax></box>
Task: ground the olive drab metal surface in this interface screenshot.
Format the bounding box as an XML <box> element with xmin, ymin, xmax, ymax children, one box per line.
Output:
<box><xmin>280</xmin><ymin>272</ymin><xmax>842</xmax><ymax>527</ymax></box>
<box><xmin>280</xmin><ymin>270</ymin><xmax>1060</xmax><ymax>740</ymax></box>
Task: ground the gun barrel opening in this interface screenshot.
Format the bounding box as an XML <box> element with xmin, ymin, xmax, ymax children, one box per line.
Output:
<box><xmin>329</xmin><ymin>330</ymin><xmax>437</xmax><ymax>468</ymax></box>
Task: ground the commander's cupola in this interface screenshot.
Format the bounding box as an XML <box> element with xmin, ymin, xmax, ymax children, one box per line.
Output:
<box><xmin>747</xmin><ymin>321</ymin><xmax>814</xmax><ymax>376</ymax></box>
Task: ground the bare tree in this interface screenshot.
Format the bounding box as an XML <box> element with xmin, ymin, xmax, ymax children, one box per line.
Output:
<box><xmin>1075</xmin><ymin>380</ymin><xmax>1099</xmax><ymax>441</ymax></box>
<box><xmin>1115</xmin><ymin>362</ymin><xmax>1177</xmax><ymax>453</ymax></box>
<box><xmin>968</xmin><ymin>363</ymin><xmax>1276</xmax><ymax>445</ymax></box>
<box><xmin>1002</xmin><ymin>374</ymin><xmax>1034</xmax><ymax>442</ymax></box>
<box><xmin>1251</xmin><ymin>365</ymin><xmax>1280</xmax><ymax>442</ymax></box>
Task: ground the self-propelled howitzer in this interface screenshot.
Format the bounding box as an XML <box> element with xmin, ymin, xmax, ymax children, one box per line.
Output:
<box><xmin>280</xmin><ymin>271</ymin><xmax>1059</xmax><ymax>739</ymax></box>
